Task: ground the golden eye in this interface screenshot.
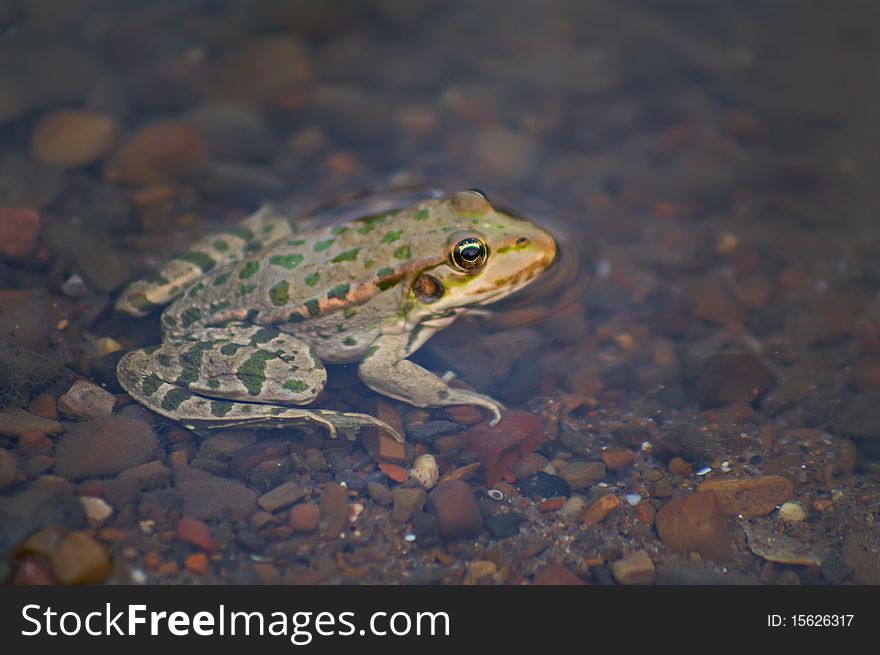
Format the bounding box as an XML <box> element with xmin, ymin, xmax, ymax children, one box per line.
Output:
<box><xmin>451</xmin><ymin>237</ymin><xmax>487</xmax><ymax>271</ymax></box>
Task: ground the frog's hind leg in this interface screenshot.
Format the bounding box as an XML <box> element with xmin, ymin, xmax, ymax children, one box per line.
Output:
<box><xmin>116</xmin><ymin>205</ymin><xmax>296</xmax><ymax>317</ymax></box>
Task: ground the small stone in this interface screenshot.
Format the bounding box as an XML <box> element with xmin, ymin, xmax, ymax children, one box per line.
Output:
<box><xmin>602</xmin><ymin>450</ymin><xmax>636</xmax><ymax>471</ymax></box>
<box><xmin>320</xmin><ymin>483</ymin><xmax>348</xmax><ymax>537</ymax></box>
<box><xmin>557</xmin><ymin>461</ymin><xmax>606</xmax><ymax>490</ymax></box>
<box><xmin>366</xmin><ymin>481</ymin><xmax>392</xmax><ymax>506</ymax></box>
<box><xmin>29</xmin><ymin>393</ymin><xmax>59</xmax><ymax>421</ymax></box>
<box><xmin>463</xmin><ymin>560</ymin><xmax>497</xmax><ymax>584</ymax></box>
<box><xmin>444</xmin><ymin>405</ymin><xmax>486</xmax><ymax>425</ymax></box>
<box><xmin>559</xmin><ymin>495</ymin><xmax>589</xmax><ymax>519</ymax></box>
<box><xmin>174</xmin><ymin>465</ymin><xmax>257</xmax><ymax>521</ymax></box>
<box><xmin>197</xmin><ymin>430</ymin><xmax>257</xmax><ymax>460</ymax></box>
<box><xmin>184</xmin><ymin>553</ymin><xmax>209</xmax><ymax>574</ymax></box>
<box><xmin>257</xmin><ymin>481</ymin><xmax>308</xmax><ymax>512</ymax></box>
<box><xmin>409</xmin><ymin>453</ymin><xmax>440</xmax><ymax>490</ymax></box>
<box><xmin>54</xmin><ymin>416</ymin><xmax>157</xmax><ymax>480</ymax></box>
<box><xmin>303</xmin><ymin>447</ymin><xmax>328</xmax><ymax>472</ymax></box>
<box><xmin>655</xmin><ymin>492</ymin><xmax>733</xmax><ymax>563</ymax></box>
<box><xmin>49</xmin><ymin>531</ymin><xmax>111</xmax><ymax>584</ymax></box>
<box><xmin>391</xmin><ymin>487</ymin><xmax>426</xmax><ymax>523</ymax></box>
<box><xmin>694</xmin><ymin>352</ymin><xmax>777</xmax><ymax>407</ymax></box>
<box><xmin>57</xmin><ymin>380</ymin><xmax>116</xmax><ymax>420</ymax></box>
<box><xmin>484</xmin><ymin>511</ymin><xmax>523</xmax><ymax>539</ymax></box>
<box><xmin>744</xmin><ymin>523</ymin><xmax>824</xmax><ymax>567</ymax></box>
<box><xmin>104</xmin><ymin>122</ymin><xmax>208</xmax><ymax>185</ymax></box>
<box><xmin>408</xmin><ymin>420</ymin><xmax>464</xmax><ymax>444</ymax></box>
<box><xmin>175</xmin><ymin>516</ymin><xmax>218</xmax><ymax>553</ymax></box>
<box><xmin>611</xmin><ymin>550</ymin><xmax>656</xmax><ymax>584</ymax></box>
<box><xmin>509</xmin><ymin>453</ymin><xmax>549</xmax><ymax>479</ymax></box>
<box><xmin>581</xmin><ymin>494</ymin><xmax>622</xmax><ymax>526</ymax></box>
<box><xmin>697</xmin><ymin>475</ymin><xmax>794</xmax><ymax>517</ymax></box>
<box><xmin>411</xmin><ymin>510</ymin><xmax>439</xmax><ymax>546</ymax></box>
<box><xmin>0</xmin><ymin>208</ymin><xmax>40</xmax><ymax>259</ymax></box>
<box><xmin>426</xmin><ymin>480</ymin><xmax>482</xmax><ymax>540</ymax></box>
<box><xmin>80</xmin><ymin>496</ymin><xmax>113</xmax><ymax>527</ymax></box>
<box><xmin>432</xmin><ymin>433</ymin><xmax>469</xmax><ymax>454</ymax></box>
<box><xmin>377</xmin><ymin>433</ymin><xmax>407</xmax><ymax>463</ymax></box>
<box><xmin>842</xmin><ymin>531</ymin><xmax>880</xmax><ymax>584</ymax></box>
<box><xmin>467</xmin><ymin>411</ymin><xmax>545</xmax><ymax>486</ymax></box>
<box><xmin>667</xmin><ymin>457</ymin><xmax>693</xmax><ymax>476</ymax></box>
<box><xmin>30</xmin><ymin>110</ymin><xmax>118</xmax><ymax>167</ymax></box>
<box><xmin>531</xmin><ymin>565</ymin><xmax>585</xmax><ymax>585</ymax></box>
<box><xmin>518</xmin><ymin>471</ymin><xmax>572</xmax><ymax>499</ymax></box>
<box><xmin>288</xmin><ymin>502</ymin><xmax>321</xmax><ymax>534</ymax></box>
<box><xmin>777</xmin><ymin>501</ymin><xmax>807</xmax><ymax>523</ymax></box>
<box><xmin>635</xmin><ymin>502</ymin><xmax>656</xmax><ymax>525</ymax></box>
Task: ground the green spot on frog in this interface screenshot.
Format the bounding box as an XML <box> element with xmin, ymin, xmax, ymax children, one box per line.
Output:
<box><xmin>235</xmin><ymin>350</ymin><xmax>277</xmax><ymax>395</ymax></box>
<box><xmin>176</xmin><ymin>342</ymin><xmax>213</xmax><ymax>386</ymax></box>
<box><xmin>363</xmin><ymin>345</ymin><xmax>379</xmax><ymax>359</ymax></box>
<box><xmin>269</xmin><ymin>253</ymin><xmax>304</xmax><ymax>269</ymax></box>
<box><xmin>210</xmin><ymin>400</ymin><xmax>234</xmax><ymax>417</ymax></box>
<box><xmin>364</xmin><ymin>259</ymin><xmax>374</xmax><ymax>270</ymax></box>
<box><xmin>210</xmin><ymin>300</ymin><xmax>230</xmax><ymax>313</ymax></box>
<box><xmin>376</xmin><ymin>267</ymin><xmax>394</xmax><ymax>278</ymax></box>
<box><xmin>145</xmin><ymin>272</ymin><xmax>169</xmax><ymax>285</ymax></box>
<box><xmin>220</xmin><ymin>343</ymin><xmax>243</xmax><ymax>356</ymax></box>
<box><xmin>207</xmin><ymin>378</ymin><xmax>221</xmax><ymax>390</ymax></box>
<box><xmin>393</xmin><ymin>245</ymin><xmax>411</xmax><ymax>260</ymax></box>
<box><xmin>269</xmin><ymin>280</ymin><xmax>290</xmax><ymax>306</ymax></box>
<box><xmin>305</xmin><ymin>299</ymin><xmax>320</xmax><ymax>316</ymax></box>
<box><xmin>230</xmin><ymin>226</ymin><xmax>254</xmax><ymax>241</ymax></box>
<box><xmin>413</xmin><ymin>208</ymin><xmax>429</xmax><ymax>221</ymax></box>
<box><xmin>380</xmin><ymin>230</ymin><xmax>403</xmax><ymax>244</ymax></box>
<box><xmin>343</xmin><ymin>336</ymin><xmax>357</xmax><ymax>346</ymax></box>
<box><xmin>180</xmin><ymin>307</ymin><xmax>201</xmax><ymax>327</ymax></box>
<box><xmin>186</xmin><ymin>282</ymin><xmax>206</xmax><ymax>298</ymax></box>
<box><xmin>239</xmin><ymin>261</ymin><xmax>260</xmax><ymax>279</ymax></box>
<box><xmin>239</xmin><ymin>284</ymin><xmax>256</xmax><ymax>295</ymax></box>
<box><xmin>142</xmin><ymin>374</ymin><xmax>162</xmax><ymax>396</ymax></box>
<box><xmin>327</xmin><ymin>283</ymin><xmax>350</xmax><ymax>300</ymax></box>
<box><xmin>179</xmin><ymin>251</ymin><xmax>216</xmax><ymax>273</ymax></box>
<box><xmin>244</xmin><ymin>240</ymin><xmax>263</xmax><ymax>254</ymax></box>
<box><xmin>213</xmin><ymin>272</ymin><xmax>231</xmax><ymax>287</ymax></box>
<box><xmin>251</xmin><ymin>327</ymin><xmax>280</xmax><ymax>345</ymax></box>
<box><xmin>160</xmin><ymin>387</ymin><xmax>191</xmax><ymax>412</ymax></box>
<box><xmin>314</xmin><ymin>238</ymin><xmax>335</xmax><ymax>252</ymax></box>
<box><xmin>332</xmin><ymin>225</ymin><xmax>349</xmax><ymax>235</ymax></box>
<box><xmin>163</xmin><ymin>315</ymin><xmax>177</xmax><ymax>328</ymax></box>
<box><xmin>213</xmin><ymin>239</ymin><xmax>230</xmax><ymax>253</ymax></box>
<box><xmin>283</xmin><ymin>379</ymin><xmax>309</xmax><ymax>393</ymax></box>
<box><xmin>335</xmin><ymin>324</ymin><xmax>345</xmax><ymax>332</ymax></box>
<box><xmin>286</xmin><ymin>239</ymin><xmax>306</xmax><ymax>246</ymax></box>
<box><xmin>304</xmin><ymin>272</ymin><xmax>320</xmax><ymax>287</ymax></box>
<box><xmin>156</xmin><ymin>353</ymin><xmax>172</xmax><ymax>368</ymax></box>
<box><xmin>331</xmin><ymin>248</ymin><xmax>361</xmax><ymax>263</ymax></box>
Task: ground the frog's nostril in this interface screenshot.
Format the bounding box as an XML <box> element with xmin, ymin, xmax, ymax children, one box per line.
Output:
<box><xmin>516</xmin><ymin>236</ymin><xmax>530</xmax><ymax>246</ymax></box>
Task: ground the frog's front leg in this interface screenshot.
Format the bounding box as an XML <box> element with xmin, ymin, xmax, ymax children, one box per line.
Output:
<box><xmin>357</xmin><ymin>332</ymin><xmax>505</xmax><ymax>425</ymax></box>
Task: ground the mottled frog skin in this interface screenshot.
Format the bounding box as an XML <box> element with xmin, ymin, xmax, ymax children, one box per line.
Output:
<box><xmin>115</xmin><ymin>190</ymin><xmax>557</xmax><ymax>441</ymax></box>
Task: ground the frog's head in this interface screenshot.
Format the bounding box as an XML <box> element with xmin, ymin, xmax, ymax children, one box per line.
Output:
<box><xmin>402</xmin><ymin>190</ymin><xmax>557</xmax><ymax>323</ymax></box>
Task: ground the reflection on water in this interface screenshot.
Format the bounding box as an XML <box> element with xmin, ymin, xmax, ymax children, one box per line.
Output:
<box><xmin>0</xmin><ymin>0</ymin><xmax>879</xmax><ymax>585</ymax></box>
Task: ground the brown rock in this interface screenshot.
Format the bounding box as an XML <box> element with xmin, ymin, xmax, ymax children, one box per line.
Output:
<box><xmin>184</xmin><ymin>553</ymin><xmax>209</xmax><ymax>574</ymax></box>
<box><xmin>0</xmin><ymin>208</ymin><xmax>40</xmax><ymax>259</ymax></box>
<box><xmin>602</xmin><ymin>450</ymin><xmax>636</xmax><ymax>472</ymax></box>
<box><xmin>0</xmin><ymin>408</ymin><xmax>61</xmax><ymax>438</ymax></box>
<box><xmin>29</xmin><ymin>393</ymin><xmax>59</xmax><ymax>420</ymax></box>
<box><xmin>320</xmin><ymin>483</ymin><xmax>348</xmax><ymax>537</ymax></box>
<box><xmin>698</xmin><ymin>475</ymin><xmax>794</xmax><ymax>517</ymax></box>
<box><xmin>104</xmin><ymin>122</ymin><xmax>208</xmax><ymax>185</ymax></box>
<box><xmin>30</xmin><ymin>110</ymin><xmax>118</xmax><ymax>167</ymax></box>
<box><xmin>0</xmin><ymin>447</ymin><xmax>18</xmax><ymax>490</ymax></box>
<box><xmin>444</xmin><ymin>405</ymin><xmax>486</xmax><ymax>426</ymax></box>
<box><xmin>377</xmin><ymin>433</ymin><xmax>406</xmax><ymax>464</ymax></box>
<box><xmin>467</xmin><ymin>411</ymin><xmax>546</xmax><ymax>486</ymax></box>
<box><xmin>366</xmin><ymin>481</ymin><xmax>392</xmax><ymax>506</ymax></box>
<box><xmin>635</xmin><ymin>501</ymin><xmax>656</xmax><ymax>525</ymax></box>
<box><xmin>288</xmin><ymin>503</ymin><xmax>321</xmax><ymax>534</ymax></box>
<box><xmin>175</xmin><ymin>516</ymin><xmax>218</xmax><ymax>553</ymax></box>
<box><xmin>54</xmin><ymin>416</ymin><xmax>157</xmax><ymax>480</ymax></box>
<box><xmin>611</xmin><ymin>550</ymin><xmax>656</xmax><ymax>584</ymax></box>
<box><xmin>391</xmin><ymin>487</ymin><xmax>426</xmax><ymax>523</ymax></box>
<box><xmin>257</xmin><ymin>481</ymin><xmax>308</xmax><ymax>512</ymax></box>
<box><xmin>426</xmin><ymin>480</ymin><xmax>483</xmax><ymax>540</ymax></box>
<box><xmin>57</xmin><ymin>380</ymin><xmax>116</xmax><ymax>420</ymax></box>
<box><xmin>49</xmin><ymin>531</ymin><xmax>111</xmax><ymax>584</ymax></box>
<box><xmin>17</xmin><ymin>430</ymin><xmax>53</xmax><ymax>455</ymax></box>
<box><xmin>531</xmin><ymin>564</ymin><xmax>585</xmax><ymax>585</ymax></box>
<box><xmin>667</xmin><ymin>457</ymin><xmax>692</xmax><ymax>476</ymax></box>
<box><xmin>174</xmin><ymin>465</ymin><xmax>257</xmax><ymax>521</ymax></box>
<box><xmin>581</xmin><ymin>494</ymin><xmax>622</xmax><ymax>526</ymax></box>
<box><xmin>655</xmin><ymin>492</ymin><xmax>733</xmax><ymax>562</ymax></box>
<box><xmin>558</xmin><ymin>460</ymin><xmax>606</xmax><ymax>489</ymax></box>
<box><xmin>694</xmin><ymin>352</ymin><xmax>777</xmax><ymax>407</ymax></box>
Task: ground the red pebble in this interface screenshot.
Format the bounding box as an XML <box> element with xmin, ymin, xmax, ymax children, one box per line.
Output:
<box><xmin>466</xmin><ymin>410</ymin><xmax>546</xmax><ymax>486</ymax></box>
<box><xmin>0</xmin><ymin>208</ymin><xmax>40</xmax><ymax>258</ymax></box>
<box><xmin>175</xmin><ymin>516</ymin><xmax>218</xmax><ymax>553</ymax></box>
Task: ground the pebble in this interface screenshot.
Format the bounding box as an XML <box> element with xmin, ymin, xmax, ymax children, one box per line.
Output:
<box><xmin>559</xmin><ymin>495</ymin><xmax>589</xmax><ymax>519</ymax></box>
<box><xmin>625</xmin><ymin>493</ymin><xmax>642</xmax><ymax>506</ymax></box>
<box><xmin>54</xmin><ymin>416</ymin><xmax>157</xmax><ymax>480</ymax></box>
<box><xmin>197</xmin><ymin>430</ymin><xmax>257</xmax><ymax>460</ymax></box>
<box><xmin>175</xmin><ymin>516</ymin><xmax>218</xmax><ymax>553</ymax></box>
<box><xmin>483</xmin><ymin>512</ymin><xmax>523</xmax><ymax>539</ymax></box>
<box><xmin>611</xmin><ymin>550</ymin><xmax>656</xmax><ymax>585</ymax></box>
<box><xmin>509</xmin><ymin>453</ymin><xmax>549</xmax><ymax>479</ymax></box>
<box><xmin>694</xmin><ymin>352</ymin><xmax>777</xmax><ymax>407</ymax></box>
<box><xmin>557</xmin><ymin>461</ymin><xmax>606</xmax><ymax>490</ymax></box>
<box><xmin>102</xmin><ymin>460</ymin><xmax>173</xmax><ymax>507</ymax></box>
<box><xmin>667</xmin><ymin>457</ymin><xmax>693</xmax><ymax>476</ymax></box>
<box><xmin>391</xmin><ymin>487</ymin><xmax>426</xmax><ymax>523</ymax></box>
<box><xmin>602</xmin><ymin>450</ymin><xmax>636</xmax><ymax>472</ymax></box>
<box><xmin>777</xmin><ymin>501</ymin><xmax>807</xmax><ymax>522</ymax></box>
<box><xmin>655</xmin><ymin>492</ymin><xmax>733</xmax><ymax>562</ymax></box>
<box><xmin>0</xmin><ymin>77</ymin><xmax>28</xmax><ymax>125</ymax></box>
<box><xmin>174</xmin><ymin>465</ymin><xmax>258</xmax><ymax>521</ymax></box>
<box><xmin>366</xmin><ymin>481</ymin><xmax>393</xmax><ymax>506</ymax></box>
<box><xmin>743</xmin><ymin>523</ymin><xmax>823</xmax><ymax>567</ymax></box>
<box><xmin>518</xmin><ymin>471</ymin><xmax>572</xmax><ymax>499</ymax></box>
<box><xmin>467</xmin><ymin>410</ymin><xmax>545</xmax><ymax>486</ymax></box>
<box><xmin>531</xmin><ymin>565</ymin><xmax>585</xmax><ymax>585</ymax></box>
<box><xmin>426</xmin><ymin>480</ymin><xmax>483</xmax><ymax>540</ymax></box>
<box><xmin>49</xmin><ymin>531</ymin><xmax>111</xmax><ymax>584</ymax></box>
<box><xmin>411</xmin><ymin>510</ymin><xmax>439</xmax><ymax>546</ymax></box>
<box><xmin>30</xmin><ymin>110</ymin><xmax>118</xmax><ymax>167</ymax></box>
<box><xmin>0</xmin><ymin>154</ymin><xmax>62</xmax><ymax>208</ymax></box>
<box><xmin>80</xmin><ymin>496</ymin><xmax>113</xmax><ymax>527</ymax></box>
<box><xmin>463</xmin><ymin>560</ymin><xmax>497</xmax><ymax>584</ymax></box>
<box><xmin>184</xmin><ymin>553</ymin><xmax>209</xmax><ymax>574</ymax></box>
<box><xmin>0</xmin><ymin>448</ymin><xmax>18</xmax><ymax>490</ymax></box>
<box><xmin>409</xmin><ymin>454</ymin><xmax>440</xmax><ymax>490</ymax></box>
<box><xmin>57</xmin><ymin>380</ymin><xmax>117</xmax><ymax>420</ymax></box>
<box><xmin>377</xmin><ymin>433</ymin><xmax>407</xmax><ymax>463</ymax></box>
<box><xmin>29</xmin><ymin>393</ymin><xmax>59</xmax><ymax>421</ymax></box>
<box><xmin>697</xmin><ymin>475</ymin><xmax>794</xmax><ymax>517</ymax></box>
<box><xmin>289</xmin><ymin>502</ymin><xmax>321</xmax><ymax>534</ymax></box>
<box><xmin>257</xmin><ymin>482</ymin><xmax>308</xmax><ymax>513</ymax></box>
<box><xmin>444</xmin><ymin>406</ymin><xmax>486</xmax><ymax>425</ymax></box>
<box><xmin>0</xmin><ymin>291</ymin><xmax>50</xmax><ymax>354</ymax></box>
<box><xmin>378</xmin><ymin>462</ymin><xmax>410</xmax><ymax>483</ymax></box>
<box><xmin>581</xmin><ymin>494</ymin><xmax>622</xmax><ymax>526</ymax></box>
<box><xmin>319</xmin><ymin>483</ymin><xmax>348</xmax><ymax>537</ymax></box>
<box><xmin>104</xmin><ymin>122</ymin><xmax>208</xmax><ymax>185</ymax></box>
<box><xmin>0</xmin><ymin>207</ymin><xmax>40</xmax><ymax>259</ymax></box>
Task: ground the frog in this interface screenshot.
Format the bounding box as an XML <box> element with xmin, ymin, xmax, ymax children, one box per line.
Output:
<box><xmin>115</xmin><ymin>189</ymin><xmax>557</xmax><ymax>442</ymax></box>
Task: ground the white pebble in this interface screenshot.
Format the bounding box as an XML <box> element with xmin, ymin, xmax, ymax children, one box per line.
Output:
<box><xmin>404</xmin><ymin>533</ymin><xmax>417</xmax><ymax>542</ymax></box>
<box><xmin>80</xmin><ymin>496</ymin><xmax>113</xmax><ymax>527</ymax></box>
<box><xmin>696</xmin><ymin>466</ymin><xmax>712</xmax><ymax>476</ymax></box>
<box><xmin>720</xmin><ymin>461</ymin><xmax>732</xmax><ymax>473</ymax></box>
<box><xmin>625</xmin><ymin>493</ymin><xmax>642</xmax><ymax>506</ymax></box>
<box><xmin>130</xmin><ymin>569</ymin><xmax>147</xmax><ymax>584</ymax></box>
<box><xmin>778</xmin><ymin>501</ymin><xmax>807</xmax><ymax>523</ymax></box>
<box><xmin>487</xmin><ymin>489</ymin><xmax>504</xmax><ymax>501</ymax></box>
<box><xmin>409</xmin><ymin>454</ymin><xmax>440</xmax><ymax>490</ymax></box>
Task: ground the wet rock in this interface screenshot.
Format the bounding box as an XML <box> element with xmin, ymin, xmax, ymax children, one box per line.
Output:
<box><xmin>611</xmin><ymin>550</ymin><xmax>655</xmax><ymax>585</ymax></box>
<box><xmin>694</xmin><ymin>352</ymin><xmax>777</xmax><ymax>407</ymax></box>
<box><xmin>180</xmin><ymin>104</ymin><xmax>273</xmax><ymax>161</ymax></box>
<box><xmin>104</xmin><ymin>122</ymin><xmax>208</xmax><ymax>185</ymax></box>
<box><xmin>175</xmin><ymin>516</ymin><xmax>218</xmax><ymax>553</ymax></box>
<box><xmin>257</xmin><ymin>482</ymin><xmax>308</xmax><ymax>513</ymax></box>
<box><xmin>557</xmin><ymin>461</ymin><xmax>606</xmax><ymax>490</ymax></box>
<box><xmin>320</xmin><ymin>483</ymin><xmax>348</xmax><ymax>537</ymax></box>
<box><xmin>842</xmin><ymin>531</ymin><xmax>880</xmax><ymax>584</ymax></box>
<box><xmin>668</xmin><ymin>457</ymin><xmax>693</xmax><ymax>476</ymax></box>
<box><xmin>0</xmin><ymin>448</ymin><xmax>18</xmax><ymax>490</ymax></box>
<box><xmin>50</xmin><ymin>531</ymin><xmax>111</xmax><ymax>585</ymax></box>
<box><xmin>57</xmin><ymin>380</ymin><xmax>116</xmax><ymax>420</ymax></box>
<box><xmin>102</xmin><ymin>460</ymin><xmax>172</xmax><ymax>506</ymax></box>
<box><xmin>602</xmin><ymin>450</ymin><xmax>636</xmax><ymax>472</ymax></box>
<box><xmin>230</xmin><ymin>440</ymin><xmax>290</xmax><ymax>478</ymax></box>
<box><xmin>509</xmin><ymin>452</ymin><xmax>549</xmax><ymax>479</ymax></box>
<box><xmin>518</xmin><ymin>471</ymin><xmax>571</xmax><ymax>500</ymax></box>
<box><xmin>80</xmin><ymin>496</ymin><xmax>112</xmax><ymax>527</ymax></box>
<box><xmin>198</xmin><ymin>430</ymin><xmax>257</xmax><ymax>460</ymax></box>
<box><xmin>30</xmin><ymin>110</ymin><xmax>117</xmax><ymax>167</ymax></box>
<box><xmin>408</xmin><ymin>420</ymin><xmax>464</xmax><ymax>444</ymax></box>
<box><xmin>411</xmin><ymin>510</ymin><xmax>439</xmax><ymax>547</ymax></box>
<box><xmin>0</xmin><ymin>208</ymin><xmax>40</xmax><ymax>259</ymax></box>
<box><xmin>54</xmin><ymin>416</ymin><xmax>157</xmax><ymax>480</ymax></box>
<box><xmin>467</xmin><ymin>411</ymin><xmax>546</xmax><ymax>486</ymax></box>
<box><xmin>778</xmin><ymin>501</ymin><xmax>807</xmax><ymax>523</ymax></box>
<box><xmin>654</xmin><ymin>563</ymin><xmax>760</xmax><ymax>585</ymax></box>
<box><xmin>174</xmin><ymin>465</ymin><xmax>258</xmax><ymax>521</ymax></box>
<box><xmin>698</xmin><ymin>475</ymin><xmax>794</xmax><ymax>517</ymax></box>
<box><xmin>444</xmin><ymin>406</ymin><xmax>486</xmax><ymax>426</ymax></box>
<box><xmin>42</xmin><ymin>223</ymin><xmax>136</xmax><ymax>292</ymax></box>
<box><xmin>655</xmin><ymin>492</ymin><xmax>733</xmax><ymax>563</ymax></box>
<box><xmin>463</xmin><ymin>560</ymin><xmax>497</xmax><ymax>584</ymax></box>
<box><xmin>559</xmin><ymin>495</ymin><xmax>589</xmax><ymax>519</ymax></box>
<box><xmin>409</xmin><ymin>453</ymin><xmax>439</xmax><ymax>490</ymax></box>
<box><xmin>29</xmin><ymin>392</ymin><xmax>59</xmax><ymax>421</ymax></box>
<box><xmin>743</xmin><ymin>523</ymin><xmax>824</xmax><ymax>567</ymax></box>
<box><xmin>377</xmin><ymin>433</ymin><xmax>407</xmax><ymax>463</ymax></box>
<box><xmin>367</xmin><ymin>481</ymin><xmax>392</xmax><ymax>506</ymax></box>
<box><xmin>0</xmin><ymin>484</ymin><xmax>87</xmax><ymax>552</ymax></box>
<box><xmin>833</xmin><ymin>390</ymin><xmax>880</xmax><ymax>439</ymax></box>
<box><xmin>426</xmin><ymin>480</ymin><xmax>482</xmax><ymax>540</ymax></box>
<box><xmin>484</xmin><ymin>512</ymin><xmax>523</xmax><ymax>539</ymax></box>
<box><xmin>581</xmin><ymin>494</ymin><xmax>622</xmax><ymax>526</ymax></box>
<box><xmin>532</xmin><ymin>565</ymin><xmax>585</xmax><ymax>585</ymax></box>
<box><xmin>289</xmin><ymin>502</ymin><xmax>321</xmax><ymax>534</ymax></box>
<box><xmin>391</xmin><ymin>487</ymin><xmax>426</xmax><ymax>523</ymax></box>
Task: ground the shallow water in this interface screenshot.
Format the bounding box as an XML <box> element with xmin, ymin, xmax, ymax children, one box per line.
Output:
<box><xmin>1</xmin><ymin>0</ymin><xmax>879</xmax><ymax>585</ymax></box>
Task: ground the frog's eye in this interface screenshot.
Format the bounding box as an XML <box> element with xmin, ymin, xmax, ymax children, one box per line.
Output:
<box><xmin>451</xmin><ymin>237</ymin><xmax>488</xmax><ymax>271</ymax></box>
